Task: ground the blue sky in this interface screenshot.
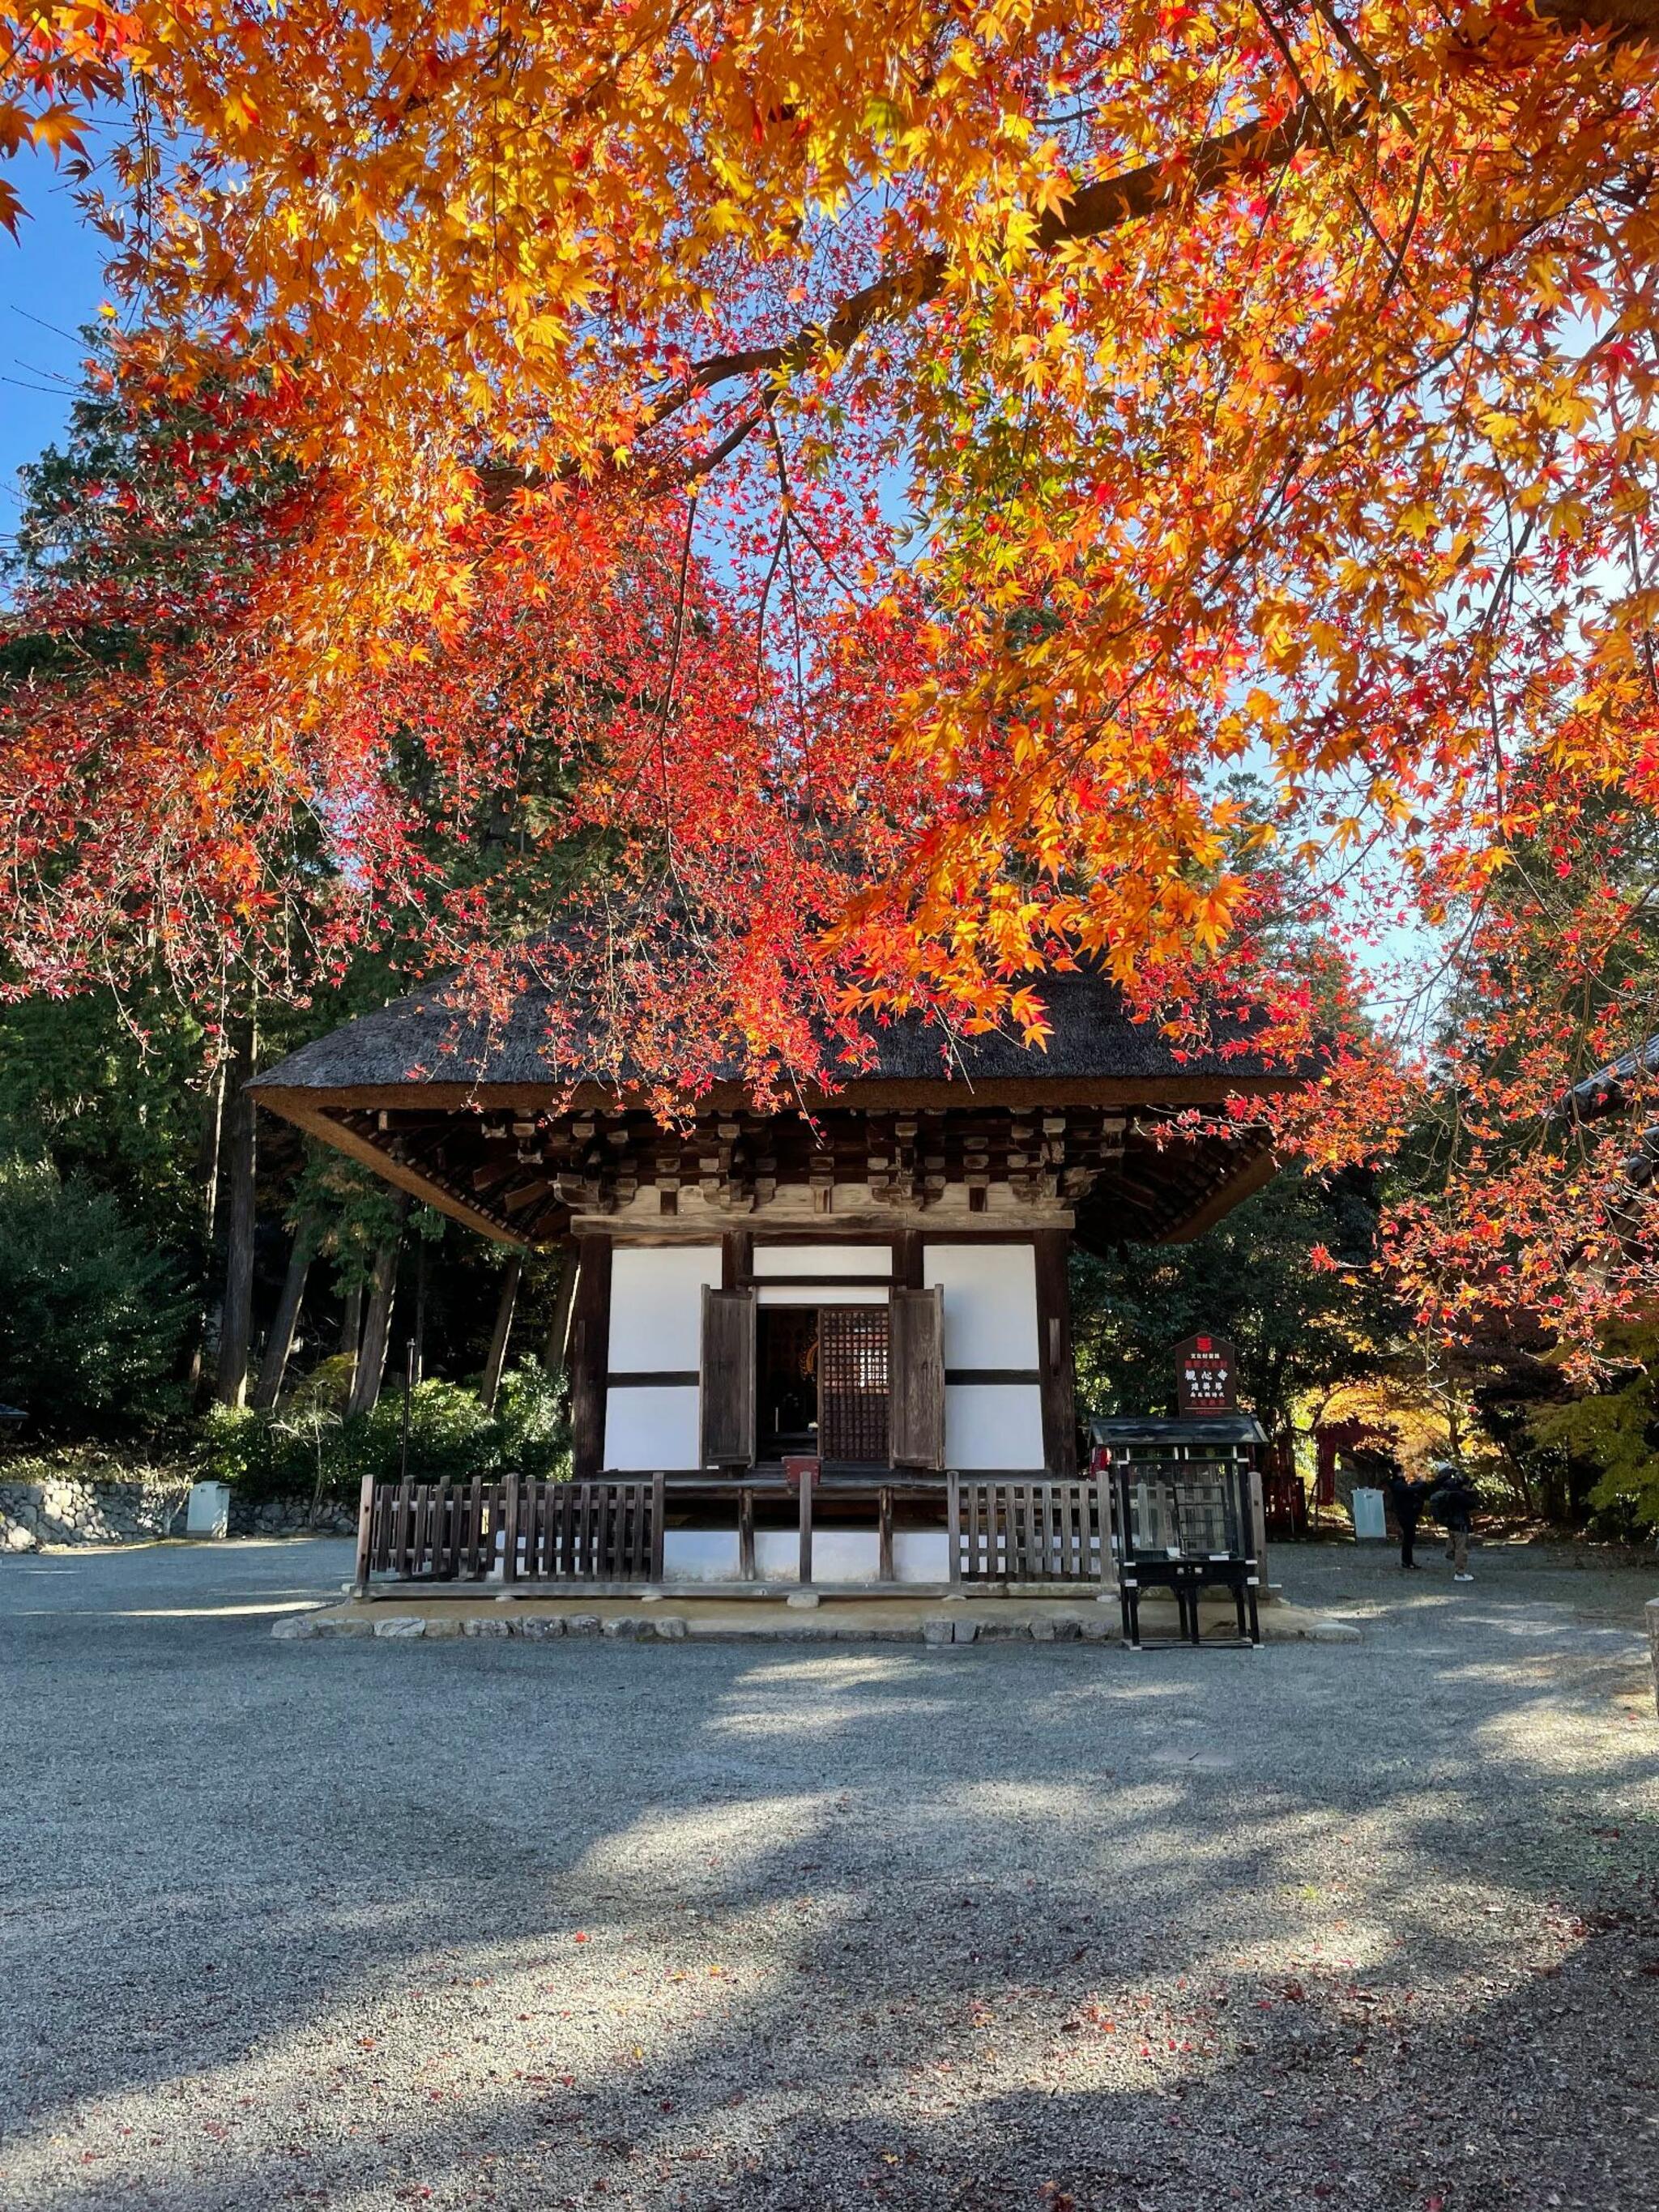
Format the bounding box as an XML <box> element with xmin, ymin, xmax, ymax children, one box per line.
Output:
<box><xmin>0</xmin><ymin>147</ymin><xmax>111</xmax><ymax>540</ymax></box>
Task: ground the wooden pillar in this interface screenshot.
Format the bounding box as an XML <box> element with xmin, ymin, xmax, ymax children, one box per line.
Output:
<box><xmin>721</xmin><ymin>1229</ymin><xmax>752</xmax><ymax>1289</ymax></box>
<box><xmin>480</xmin><ymin>1253</ymin><xmax>522</xmax><ymax>1412</ymax></box>
<box><xmin>1033</xmin><ymin>1230</ymin><xmax>1077</xmax><ymax>1477</ymax></box>
<box><xmin>568</xmin><ymin>1235</ymin><xmax>612</xmax><ymax>1481</ymax></box>
<box><xmin>892</xmin><ymin>1229</ymin><xmax>923</xmax><ymax>1289</ymax></box>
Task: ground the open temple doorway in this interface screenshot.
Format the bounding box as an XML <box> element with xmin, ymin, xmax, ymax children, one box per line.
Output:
<box><xmin>756</xmin><ymin>1304</ymin><xmax>891</xmax><ymax>1466</ymax></box>
<box><xmin>757</xmin><ymin>1306</ymin><xmax>819</xmax><ymax>1460</ymax></box>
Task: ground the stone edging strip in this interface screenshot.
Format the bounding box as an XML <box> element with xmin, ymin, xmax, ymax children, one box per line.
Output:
<box><xmin>274</xmin><ymin>1608</ymin><xmax>1361</xmax><ymax>1646</ymax></box>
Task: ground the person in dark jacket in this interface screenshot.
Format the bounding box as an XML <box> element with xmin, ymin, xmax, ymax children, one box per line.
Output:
<box><xmin>1386</xmin><ymin>1466</ymin><xmax>1430</xmax><ymax>1570</ymax></box>
<box><xmin>1427</xmin><ymin>1462</ymin><xmax>1478</xmax><ymax>1581</ymax></box>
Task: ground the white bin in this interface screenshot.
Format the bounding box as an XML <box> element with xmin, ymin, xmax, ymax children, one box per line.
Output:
<box><xmin>1350</xmin><ymin>1485</ymin><xmax>1387</xmax><ymax>1541</ymax></box>
<box><xmin>185</xmin><ymin>1481</ymin><xmax>230</xmax><ymax>1538</ymax></box>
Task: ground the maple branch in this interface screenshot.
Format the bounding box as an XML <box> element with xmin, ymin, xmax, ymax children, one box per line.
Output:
<box><xmin>644</xmin><ymin>0</ymin><xmax>1657</xmax><ymax>436</ymax></box>
<box><xmin>1537</xmin><ymin>0</ymin><xmax>1659</xmax><ymax>29</ymax></box>
<box><xmin>649</xmin><ymin>101</ymin><xmax>1341</xmax><ymax>428</ymax></box>
<box><xmin>482</xmin><ymin>0</ymin><xmax>1651</xmax><ymax>508</ymax></box>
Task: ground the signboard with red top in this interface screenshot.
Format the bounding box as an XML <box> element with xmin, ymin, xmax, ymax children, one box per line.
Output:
<box><xmin>1175</xmin><ymin>1332</ymin><xmax>1238</xmax><ymax>1415</ymax></box>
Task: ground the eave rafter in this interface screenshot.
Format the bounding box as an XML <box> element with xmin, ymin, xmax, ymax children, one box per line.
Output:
<box><xmin>254</xmin><ymin>1082</ymin><xmax>1280</xmax><ymax>1250</ymax></box>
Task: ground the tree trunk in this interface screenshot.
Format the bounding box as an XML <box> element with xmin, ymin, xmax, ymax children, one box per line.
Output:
<box><xmin>542</xmin><ymin>1251</ymin><xmax>578</xmax><ymax>1375</ymax></box>
<box><xmin>412</xmin><ymin>1234</ymin><xmax>429</xmax><ymax>1385</ymax></box>
<box><xmin>339</xmin><ymin>1279</ymin><xmax>364</xmax><ymax>1361</ymax></box>
<box><xmin>213</xmin><ymin>1019</ymin><xmax>259</xmax><ymax>1409</ymax></box>
<box><xmin>347</xmin><ymin>1233</ymin><xmax>401</xmax><ymax>1418</ymax></box>
<box><xmin>200</xmin><ymin>1055</ymin><xmax>228</xmax><ymax>1249</ymax></box>
<box><xmin>251</xmin><ymin>1225</ymin><xmax>313</xmax><ymax>1412</ymax></box>
<box><xmin>185</xmin><ymin>1058</ymin><xmax>229</xmax><ymax>1398</ymax></box>
<box><xmin>480</xmin><ymin>1254</ymin><xmax>522</xmax><ymax>1413</ymax></box>
<box><xmin>1499</xmin><ymin>1436</ymin><xmax>1537</xmax><ymax>1515</ymax></box>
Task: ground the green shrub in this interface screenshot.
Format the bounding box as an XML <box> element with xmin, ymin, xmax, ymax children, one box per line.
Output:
<box><xmin>198</xmin><ymin>1363</ymin><xmax>570</xmax><ymax>1501</ymax></box>
<box><xmin>0</xmin><ymin>1157</ymin><xmax>190</xmax><ymax>1435</ymax></box>
<box><xmin>198</xmin><ymin>1404</ymin><xmax>296</xmax><ymax>1490</ymax></box>
<box><xmin>492</xmin><ymin>1362</ymin><xmax>571</xmax><ymax>1481</ymax></box>
<box><xmin>1525</xmin><ymin>1316</ymin><xmax>1659</xmax><ymax>1537</ymax></box>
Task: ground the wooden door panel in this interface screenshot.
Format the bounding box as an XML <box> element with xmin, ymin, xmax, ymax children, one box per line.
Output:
<box><xmin>700</xmin><ymin>1286</ymin><xmax>757</xmax><ymax>1466</ymax></box>
<box><xmin>889</xmin><ymin>1285</ymin><xmax>945</xmax><ymax>1469</ymax></box>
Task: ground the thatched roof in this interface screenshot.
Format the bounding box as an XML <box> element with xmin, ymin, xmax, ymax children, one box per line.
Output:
<box><xmin>255</xmin><ymin>962</ymin><xmax>1290</xmax><ymax>1101</ymax></box>
<box><xmin>1565</xmin><ymin>1033</ymin><xmax>1659</xmax><ymax>1122</ymax></box>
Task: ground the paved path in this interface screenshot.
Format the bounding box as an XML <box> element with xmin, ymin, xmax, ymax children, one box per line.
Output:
<box><xmin>2</xmin><ymin>1538</ymin><xmax>1656</xmax><ymax>2212</ymax></box>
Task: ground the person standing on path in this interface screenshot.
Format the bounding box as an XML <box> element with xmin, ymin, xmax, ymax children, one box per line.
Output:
<box><xmin>1427</xmin><ymin>1461</ymin><xmax>1478</xmax><ymax>1582</ymax></box>
<box><xmin>1387</xmin><ymin>1465</ymin><xmax>1430</xmax><ymax>1570</ymax></box>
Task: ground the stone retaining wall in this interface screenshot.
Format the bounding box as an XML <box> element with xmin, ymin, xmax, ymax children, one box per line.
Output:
<box><xmin>0</xmin><ymin>1469</ymin><xmax>356</xmax><ymax>1552</ymax></box>
<box><xmin>232</xmin><ymin>1494</ymin><xmax>358</xmax><ymax>1539</ymax></box>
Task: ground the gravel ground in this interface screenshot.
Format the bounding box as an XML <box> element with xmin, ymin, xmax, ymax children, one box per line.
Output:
<box><xmin>2</xmin><ymin>1536</ymin><xmax>1657</xmax><ymax>2212</ymax></box>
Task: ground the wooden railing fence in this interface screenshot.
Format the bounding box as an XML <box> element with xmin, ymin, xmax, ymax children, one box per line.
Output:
<box><xmin>356</xmin><ymin>1468</ymin><xmax>1119</xmax><ymax>1592</ymax></box>
<box><xmin>947</xmin><ymin>1473</ymin><xmax>1110</xmax><ymax>1587</ymax></box>
<box><xmin>355</xmin><ymin>1473</ymin><xmax>664</xmax><ymax>1591</ymax></box>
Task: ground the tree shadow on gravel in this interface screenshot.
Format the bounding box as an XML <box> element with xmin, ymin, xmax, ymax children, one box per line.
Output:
<box><xmin>2</xmin><ymin>1549</ymin><xmax>1655</xmax><ymax>2212</ymax></box>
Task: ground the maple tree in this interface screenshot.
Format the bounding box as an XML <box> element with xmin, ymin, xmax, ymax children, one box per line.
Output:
<box><xmin>6</xmin><ymin>0</ymin><xmax>1659</xmax><ymax>1362</ymax></box>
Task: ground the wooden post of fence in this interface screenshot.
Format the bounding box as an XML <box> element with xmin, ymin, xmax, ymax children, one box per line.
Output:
<box><xmin>650</xmin><ymin>1471</ymin><xmax>665</xmax><ymax>1583</ymax></box>
<box><xmin>737</xmin><ymin>1487</ymin><xmax>756</xmax><ymax>1582</ymax></box>
<box><xmin>501</xmin><ymin>1473</ymin><xmax>521</xmax><ymax>1592</ymax></box>
<box><xmin>1095</xmin><ymin>1468</ymin><xmax>1113</xmax><ymax>1595</ymax></box>
<box><xmin>1247</xmin><ymin>1459</ymin><xmax>1269</xmax><ymax>1595</ymax></box>
<box><xmin>797</xmin><ymin>1464</ymin><xmax>813</xmax><ymax>1587</ymax></box>
<box><xmin>946</xmin><ymin>1470</ymin><xmax>961</xmax><ymax>1586</ymax></box>
<box><xmin>353</xmin><ymin>1474</ymin><xmax>374</xmax><ymax>1598</ymax></box>
<box><xmin>394</xmin><ymin>1477</ymin><xmax>414</xmax><ymax>1580</ymax></box>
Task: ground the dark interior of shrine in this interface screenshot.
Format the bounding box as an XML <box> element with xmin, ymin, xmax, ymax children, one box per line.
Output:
<box><xmin>757</xmin><ymin>1306</ymin><xmax>819</xmax><ymax>1460</ymax></box>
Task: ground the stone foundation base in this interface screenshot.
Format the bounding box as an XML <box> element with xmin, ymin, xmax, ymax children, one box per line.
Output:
<box><xmin>273</xmin><ymin>1592</ymin><xmax>1358</xmax><ymax>1647</ymax></box>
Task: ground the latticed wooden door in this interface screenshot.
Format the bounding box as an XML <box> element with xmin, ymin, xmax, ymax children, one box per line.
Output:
<box><xmin>817</xmin><ymin>1305</ymin><xmax>890</xmax><ymax>1462</ymax></box>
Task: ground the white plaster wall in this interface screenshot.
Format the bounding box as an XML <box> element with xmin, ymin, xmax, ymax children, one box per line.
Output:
<box><xmin>753</xmin><ymin>1243</ymin><xmax>892</xmax><ymax>1276</ymax></box>
<box><xmin>607</xmin><ymin>1243</ymin><xmax>722</xmax><ymax>1373</ymax></box>
<box><xmin>662</xmin><ymin>1529</ymin><xmax>744</xmax><ymax>1582</ymax></box>
<box><xmin>660</xmin><ymin>1526</ymin><xmax>948</xmax><ymax>1585</ymax></box>
<box><xmin>893</xmin><ymin>1531</ymin><xmax>949</xmax><ymax>1583</ymax></box>
<box><xmin>750</xmin><ymin>1529</ymin><xmax>885</xmax><ymax>1583</ymax></box>
<box><xmin>812</xmin><ymin>1531</ymin><xmax>884</xmax><ymax>1583</ymax></box>
<box><xmin>756</xmin><ymin>1284</ymin><xmax>889</xmax><ymax>1306</ymax></box>
<box><xmin>603</xmin><ymin>1385</ymin><xmax>700</xmax><ymax>1473</ymax></box>
<box><xmin>753</xmin><ymin>1529</ymin><xmax>803</xmax><ymax>1582</ymax></box>
<box><xmin>923</xmin><ymin>1242</ymin><xmax>1039</xmax><ymax>1369</ymax></box>
<box><xmin>944</xmin><ymin>1383</ymin><xmax>1045</xmax><ymax>1471</ymax></box>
